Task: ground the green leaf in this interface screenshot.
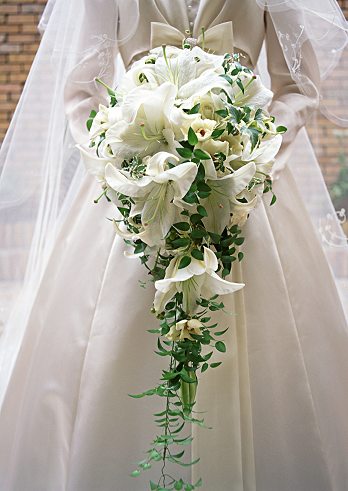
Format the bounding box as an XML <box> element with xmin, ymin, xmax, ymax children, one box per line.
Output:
<box><xmin>215</xmin><ymin>327</ymin><xmax>229</xmax><ymax>336</ymax></box>
<box><xmin>131</xmin><ymin>470</ymin><xmax>141</xmax><ymax>477</ymax></box>
<box><xmin>270</xmin><ymin>194</ymin><xmax>277</xmax><ymax>206</ymax></box>
<box><xmin>191</xmin><ymin>249</ymin><xmax>204</xmax><ymax>260</ymax></box>
<box><xmin>243</xmin><ymin>127</ymin><xmax>260</xmax><ymax>152</ymax></box>
<box><xmin>188</xmin><ymin>103</ymin><xmax>200</xmax><ymax>114</ymax></box>
<box><xmin>238</xmin><ymin>251</ymin><xmax>244</xmax><ymax>261</ymax></box>
<box><xmin>236</xmin><ymin>78</ymin><xmax>244</xmax><ymax>94</ymax></box>
<box><xmin>193</xmin><ymin>149</ymin><xmax>211</xmax><ymax>160</ymax></box>
<box><xmin>229</xmin><ymin>106</ymin><xmax>242</xmax><ymax>124</ymax></box>
<box><xmin>190</xmin><ymin>229</ymin><xmax>206</xmax><ymax>239</ymax></box>
<box><xmin>174</xmin><ymin>480</ymin><xmax>184</xmax><ymax>490</ymax></box>
<box><xmin>179</xmin><ymin>256</ymin><xmax>192</xmax><ymax>269</ymax></box>
<box><xmin>188</xmin><ymin>127</ymin><xmax>199</xmax><ymax>146</ymax></box>
<box><xmin>221</xmin><ymin>236</ymin><xmax>234</xmax><ymax>247</ymax></box>
<box><xmin>220</xmin><ymin>73</ymin><xmax>233</xmax><ymax>84</ymax></box>
<box><xmin>215</xmin><ymin>108</ymin><xmax>228</xmax><ymax>118</ymax></box>
<box><xmin>195</xmin><ymin>477</ymin><xmax>203</xmax><ymax>487</ymax></box>
<box><xmin>172</xmin><ymin>237</ymin><xmax>191</xmax><ymax>248</ymax></box>
<box><xmin>208</xmin><ymin>232</ymin><xmax>221</xmax><ymax>243</ymax></box>
<box><xmin>215</xmin><ymin>341</ymin><xmax>227</xmax><ymax>352</ymax></box>
<box><xmin>171</xmin><ymin>450</ymin><xmax>185</xmax><ymax>459</ymax></box>
<box><xmin>210</xmin><ymin>362</ymin><xmax>222</xmax><ymax>368</ymax></box>
<box><xmin>234</xmin><ymin>237</ymin><xmax>244</xmax><ymax>246</ymax></box>
<box><xmin>197</xmin><ymin>181</ymin><xmax>211</xmax><ymax>193</ymax></box>
<box><xmin>190</xmin><ymin>213</ymin><xmax>203</xmax><ymax>225</ymax></box>
<box><xmin>221</xmin><ymin>255</ymin><xmax>236</xmax><ymax>263</ymax></box>
<box><xmin>183</xmin><ymin>192</ymin><xmax>199</xmax><ymax>204</ymax></box>
<box><xmin>150</xmin><ymin>481</ymin><xmax>159</xmax><ymax>490</ymax></box>
<box><xmin>177</xmin><ymin>147</ymin><xmax>193</xmax><ymax>159</ymax></box>
<box><xmin>211</xmin><ymin>128</ymin><xmax>225</xmax><ymax>139</ymax></box>
<box><xmin>276</xmin><ymin>125</ymin><xmax>287</xmax><ymax>133</ymax></box>
<box><xmin>174</xmin><ymin>222</ymin><xmax>191</xmax><ymax>231</ymax></box>
<box><xmin>128</xmin><ymin>388</ymin><xmax>156</xmax><ymax>398</ymax></box>
<box><xmin>255</xmin><ymin>108</ymin><xmax>263</xmax><ymax>121</ymax></box>
<box><xmin>86</xmin><ymin>109</ymin><xmax>97</xmax><ymax>131</ymax></box>
<box><xmin>197</xmin><ymin>205</ymin><xmax>208</xmax><ymax>217</ymax></box>
<box><xmin>201</xmin><ymin>362</ymin><xmax>209</xmax><ymax>373</ymax></box>
<box><xmin>202</xmin><ymin>351</ymin><xmax>213</xmax><ymax>361</ymax></box>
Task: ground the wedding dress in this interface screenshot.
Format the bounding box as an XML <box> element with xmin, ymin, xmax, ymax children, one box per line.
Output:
<box><xmin>0</xmin><ymin>1</ymin><xmax>348</xmax><ymax>490</ymax></box>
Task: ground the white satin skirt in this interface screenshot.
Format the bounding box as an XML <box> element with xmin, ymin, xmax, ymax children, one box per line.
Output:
<box><xmin>0</xmin><ymin>160</ymin><xmax>347</xmax><ymax>491</ymax></box>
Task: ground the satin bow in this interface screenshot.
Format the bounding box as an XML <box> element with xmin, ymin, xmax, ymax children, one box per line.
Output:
<box><xmin>150</xmin><ymin>21</ymin><xmax>234</xmax><ymax>55</ymax></box>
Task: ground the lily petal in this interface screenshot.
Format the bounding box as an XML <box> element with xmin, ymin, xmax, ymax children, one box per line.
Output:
<box><xmin>105</xmin><ymin>163</ymin><xmax>154</xmax><ymax>197</ymax></box>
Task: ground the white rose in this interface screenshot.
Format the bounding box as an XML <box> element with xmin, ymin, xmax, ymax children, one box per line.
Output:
<box><xmin>190</xmin><ymin>117</ymin><xmax>217</xmax><ymax>141</ymax></box>
<box><xmin>197</xmin><ymin>138</ymin><xmax>229</xmax><ymax>157</ymax></box>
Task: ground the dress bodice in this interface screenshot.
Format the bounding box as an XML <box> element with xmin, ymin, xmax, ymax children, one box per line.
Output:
<box><xmin>184</xmin><ymin>0</ymin><xmax>201</xmax><ymax>32</ymax></box>
<box><xmin>118</xmin><ymin>0</ymin><xmax>266</xmax><ymax>70</ymax></box>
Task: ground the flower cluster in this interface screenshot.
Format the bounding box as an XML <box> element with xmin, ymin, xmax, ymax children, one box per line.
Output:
<box><xmin>80</xmin><ymin>43</ymin><xmax>285</xmax><ymax>490</ymax></box>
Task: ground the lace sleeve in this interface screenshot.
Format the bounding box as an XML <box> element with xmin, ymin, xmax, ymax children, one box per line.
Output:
<box><xmin>64</xmin><ymin>0</ymin><xmax>119</xmax><ymax>144</ymax></box>
<box><xmin>265</xmin><ymin>11</ymin><xmax>320</xmax><ymax>175</ymax></box>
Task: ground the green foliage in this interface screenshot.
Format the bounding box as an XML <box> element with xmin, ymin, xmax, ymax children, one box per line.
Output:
<box><xmin>90</xmin><ymin>46</ymin><xmax>284</xmax><ymax>490</ymax></box>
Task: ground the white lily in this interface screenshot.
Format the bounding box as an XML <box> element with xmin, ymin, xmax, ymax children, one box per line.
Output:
<box><xmin>235</xmin><ymin>134</ymin><xmax>282</xmax><ymax>179</ymax></box>
<box><xmin>78</xmin><ymin>144</ymin><xmax>121</xmax><ymax>183</ymax></box>
<box><xmin>165</xmin><ymin>319</ymin><xmax>203</xmax><ymax>342</ymax></box>
<box><xmin>104</xmin><ymin>82</ymin><xmax>177</xmax><ymax>159</ymax></box>
<box><xmin>230</xmin><ymin>190</ymin><xmax>259</xmax><ymax>227</ymax></box>
<box><xmin>154</xmin><ymin>247</ymin><xmax>244</xmax><ymax>314</ymax></box>
<box><xmin>233</xmin><ymin>73</ymin><xmax>273</xmax><ymax>108</ymax></box>
<box><xmin>149</xmin><ymin>45</ymin><xmax>222</xmax><ymax>92</ymax></box>
<box><xmin>105</xmin><ymin>152</ymin><xmax>198</xmax><ymax>246</ymax></box>
<box><xmin>201</xmin><ymin>161</ymin><xmax>257</xmax><ymax>234</ymax></box>
<box><xmin>89</xmin><ymin>104</ymin><xmax>123</xmax><ymax>140</ymax></box>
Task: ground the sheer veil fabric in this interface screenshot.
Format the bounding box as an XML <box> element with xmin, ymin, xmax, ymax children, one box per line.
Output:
<box><xmin>0</xmin><ymin>1</ymin><xmax>347</xmax><ymax>490</ymax></box>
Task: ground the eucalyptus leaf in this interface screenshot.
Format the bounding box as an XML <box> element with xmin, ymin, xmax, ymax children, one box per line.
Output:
<box><xmin>215</xmin><ymin>341</ymin><xmax>227</xmax><ymax>353</ymax></box>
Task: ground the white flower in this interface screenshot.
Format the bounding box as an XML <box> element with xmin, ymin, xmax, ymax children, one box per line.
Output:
<box><xmin>165</xmin><ymin>319</ymin><xmax>203</xmax><ymax>342</ymax></box>
<box><xmin>233</xmin><ymin>73</ymin><xmax>273</xmax><ymax>108</ymax></box>
<box><xmin>105</xmin><ymin>152</ymin><xmax>198</xmax><ymax>246</ymax></box>
<box><xmin>77</xmin><ymin>144</ymin><xmax>121</xmax><ymax>183</ymax></box>
<box><xmin>196</xmin><ymin>138</ymin><xmax>229</xmax><ymax>157</ymax></box>
<box><xmin>200</xmin><ymin>161</ymin><xmax>256</xmax><ymax>234</ymax></box>
<box><xmin>181</xmin><ymin>92</ymin><xmax>225</xmax><ymax>121</ymax></box>
<box><xmin>238</xmin><ymin>134</ymin><xmax>282</xmax><ymax>179</ymax></box>
<box><xmin>89</xmin><ymin>104</ymin><xmax>123</xmax><ymax>140</ymax></box>
<box><xmin>230</xmin><ymin>191</ymin><xmax>259</xmax><ymax>227</ymax></box>
<box><xmin>104</xmin><ymin>83</ymin><xmax>175</xmax><ymax>159</ymax></box>
<box><xmin>154</xmin><ymin>247</ymin><xmax>244</xmax><ymax>314</ymax></box>
<box><xmin>104</xmin><ymin>82</ymin><xmax>195</xmax><ymax>159</ymax></box>
<box><xmin>190</xmin><ymin>117</ymin><xmax>217</xmax><ymax>142</ymax></box>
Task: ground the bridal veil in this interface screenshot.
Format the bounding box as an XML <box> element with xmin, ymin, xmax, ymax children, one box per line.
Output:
<box><xmin>0</xmin><ymin>0</ymin><xmax>347</xmax><ymax>407</ymax></box>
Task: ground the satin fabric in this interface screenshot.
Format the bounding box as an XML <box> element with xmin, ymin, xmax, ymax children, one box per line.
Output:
<box><xmin>0</xmin><ymin>1</ymin><xmax>348</xmax><ymax>490</ymax></box>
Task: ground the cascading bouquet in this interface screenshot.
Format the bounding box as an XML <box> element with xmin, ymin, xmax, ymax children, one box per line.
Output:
<box><xmin>79</xmin><ymin>38</ymin><xmax>286</xmax><ymax>490</ymax></box>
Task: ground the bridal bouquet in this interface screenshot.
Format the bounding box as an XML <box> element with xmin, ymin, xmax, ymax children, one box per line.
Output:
<box><xmin>79</xmin><ymin>40</ymin><xmax>285</xmax><ymax>490</ymax></box>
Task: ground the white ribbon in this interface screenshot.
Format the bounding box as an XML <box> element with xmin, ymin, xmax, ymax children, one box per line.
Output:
<box><xmin>150</xmin><ymin>21</ymin><xmax>234</xmax><ymax>55</ymax></box>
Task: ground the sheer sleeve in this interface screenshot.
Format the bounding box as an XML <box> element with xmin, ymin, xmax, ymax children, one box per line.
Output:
<box><xmin>264</xmin><ymin>11</ymin><xmax>320</xmax><ymax>176</ymax></box>
<box><xmin>63</xmin><ymin>0</ymin><xmax>119</xmax><ymax>144</ymax></box>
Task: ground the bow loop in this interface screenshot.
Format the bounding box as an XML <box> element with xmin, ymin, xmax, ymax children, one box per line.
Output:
<box><xmin>151</xmin><ymin>21</ymin><xmax>234</xmax><ymax>55</ymax></box>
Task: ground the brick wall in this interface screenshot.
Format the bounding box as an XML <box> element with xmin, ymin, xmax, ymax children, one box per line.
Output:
<box><xmin>0</xmin><ymin>0</ymin><xmax>46</xmax><ymax>141</ymax></box>
<box><xmin>0</xmin><ymin>0</ymin><xmax>347</xmax><ymax>191</ymax></box>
